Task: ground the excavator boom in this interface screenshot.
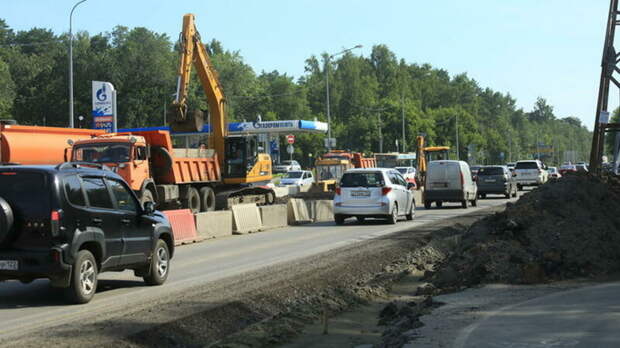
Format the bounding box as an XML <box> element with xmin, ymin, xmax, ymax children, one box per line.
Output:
<box><xmin>169</xmin><ymin>13</ymin><xmax>227</xmax><ymax>164</ymax></box>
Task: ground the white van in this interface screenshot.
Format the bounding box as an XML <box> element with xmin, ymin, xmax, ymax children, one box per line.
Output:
<box><xmin>424</xmin><ymin>160</ymin><xmax>477</xmax><ymax>209</ymax></box>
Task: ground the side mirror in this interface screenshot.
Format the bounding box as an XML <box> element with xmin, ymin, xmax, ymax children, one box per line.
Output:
<box><xmin>407</xmin><ymin>182</ymin><xmax>416</xmax><ymax>190</ymax></box>
<box><xmin>143</xmin><ymin>201</ymin><xmax>155</xmax><ymax>215</ymax></box>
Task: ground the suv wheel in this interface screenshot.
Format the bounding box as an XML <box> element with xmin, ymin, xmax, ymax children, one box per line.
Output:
<box><xmin>144</xmin><ymin>239</ymin><xmax>170</xmax><ymax>286</ymax></box>
<box><xmin>406</xmin><ymin>201</ymin><xmax>415</xmax><ymax>221</ymax></box>
<box><xmin>386</xmin><ymin>206</ymin><xmax>398</xmax><ymax>224</ymax></box>
<box><xmin>66</xmin><ymin>250</ymin><xmax>98</xmax><ymax>304</ymax></box>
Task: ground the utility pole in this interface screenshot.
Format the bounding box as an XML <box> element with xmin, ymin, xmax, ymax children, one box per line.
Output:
<box><xmin>378</xmin><ymin>110</ymin><xmax>383</xmax><ymax>153</ymax></box>
<box><xmin>401</xmin><ymin>94</ymin><xmax>406</xmax><ymax>153</ymax></box>
<box><xmin>455</xmin><ymin>114</ymin><xmax>459</xmax><ymax>160</ymax></box>
<box><xmin>68</xmin><ymin>0</ymin><xmax>88</xmax><ymax>128</ymax></box>
<box><xmin>590</xmin><ymin>0</ymin><xmax>620</xmax><ymax>172</ymax></box>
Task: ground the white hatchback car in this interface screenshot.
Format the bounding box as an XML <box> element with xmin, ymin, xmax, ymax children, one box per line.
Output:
<box><xmin>333</xmin><ymin>168</ymin><xmax>415</xmax><ymax>225</ymax></box>
<box><xmin>278</xmin><ymin>170</ymin><xmax>314</xmax><ymax>187</ymax></box>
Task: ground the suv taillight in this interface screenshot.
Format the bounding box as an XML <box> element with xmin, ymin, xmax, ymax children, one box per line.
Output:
<box><xmin>50</xmin><ymin>210</ymin><xmax>61</xmax><ymax>237</ymax></box>
<box><xmin>382</xmin><ymin>187</ymin><xmax>392</xmax><ymax>195</ymax></box>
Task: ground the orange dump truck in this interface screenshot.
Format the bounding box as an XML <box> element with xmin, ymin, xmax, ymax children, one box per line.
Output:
<box><xmin>0</xmin><ymin>124</ymin><xmax>104</xmax><ymax>165</ymax></box>
<box><xmin>71</xmin><ymin>130</ymin><xmax>274</xmax><ymax>212</ymax></box>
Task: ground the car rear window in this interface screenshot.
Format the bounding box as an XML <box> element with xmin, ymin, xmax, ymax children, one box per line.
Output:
<box><xmin>0</xmin><ymin>171</ymin><xmax>50</xmax><ymax>217</ymax></box>
<box><xmin>515</xmin><ymin>162</ymin><xmax>539</xmax><ymax>169</ymax></box>
<box><xmin>478</xmin><ymin>167</ymin><xmax>504</xmax><ymax>175</ymax></box>
<box><xmin>340</xmin><ymin>172</ymin><xmax>384</xmax><ymax>187</ymax></box>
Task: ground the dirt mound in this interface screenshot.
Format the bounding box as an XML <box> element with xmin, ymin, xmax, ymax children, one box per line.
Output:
<box><xmin>431</xmin><ymin>174</ymin><xmax>620</xmax><ymax>288</ymax></box>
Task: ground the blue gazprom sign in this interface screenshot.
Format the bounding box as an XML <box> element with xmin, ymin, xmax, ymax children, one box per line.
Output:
<box><xmin>120</xmin><ymin>119</ymin><xmax>328</xmax><ymax>135</ymax></box>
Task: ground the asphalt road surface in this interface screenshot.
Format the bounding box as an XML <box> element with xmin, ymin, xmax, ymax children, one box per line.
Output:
<box><xmin>0</xmin><ymin>194</ymin><xmax>515</xmax><ymax>342</ymax></box>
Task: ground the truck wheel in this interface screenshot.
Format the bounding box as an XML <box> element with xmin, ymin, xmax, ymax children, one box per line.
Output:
<box><xmin>65</xmin><ymin>250</ymin><xmax>98</xmax><ymax>304</ymax></box>
<box><xmin>0</xmin><ymin>197</ymin><xmax>14</xmax><ymax>245</ymax></box>
<box><xmin>436</xmin><ymin>201</ymin><xmax>443</xmax><ymax>208</ymax></box>
<box><xmin>182</xmin><ymin>187</ymin><xmax>201</xmax><ymax>214</ymax></box>
<box><xmin>424</xmin><ymin>201</ymin><xmax>431</xmax><ymax>209</ymax></box>
<box><xmin>199</xmin><ymin>187</ymin><xmax>215</xmax><ymax>212</ymax></box>
<box><xmin>140</xmin><ymin>189</ymin><xmax>155</xmax><ymax>206</ymax></box>
<box><xmin>264</xmin><ymin>190</ymin><xmax>276</xmax><ymax>205</ymax></box>
<box><xmin>143</xmin><ymin>239</ymin><xmax>170</xmax><ymax>286</ymax></box>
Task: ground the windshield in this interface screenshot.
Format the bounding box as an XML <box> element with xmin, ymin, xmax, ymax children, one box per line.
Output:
<box><xmin>73</xmin><ymin>143</ymin><xmax>131</xmax><ymax>163</ymax></box>
<box><xmin>284</xmin><ymin>171</ymin><xmax>303</xmax><ymax>179</ymax></box>
<box><xmin>317</xmin><ymin>164</ymin><xmax>345</xmax><ymax>181</ymax></box>
<box><xmin>478</xmin><ymin>167</ymin><xmax>504</xmax><ymax>176</ymax></box>
<box><xmin>516</xmin><ymin>161</ymin><xmax>539</xmax><ymax>169</ymax></box>
<box><xmin>396</xmin><ymin>168</ymin><xmax>408</xmax><ymax>174</ymax></box>
<box><xmin>340</xmin><ymin>172</ymin><xmax>384</xmax><ymax>187</ymax></box>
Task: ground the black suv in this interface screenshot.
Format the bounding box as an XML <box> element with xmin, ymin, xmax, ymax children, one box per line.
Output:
<box><xmin>0</xmin><ymin>163</ymin><xmax>174</xmax><ymax>304</ymax></box>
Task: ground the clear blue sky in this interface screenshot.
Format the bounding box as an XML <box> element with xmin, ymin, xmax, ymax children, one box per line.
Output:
<box><xmin>0</xmin><ymin>0</ymin><xmax>612</xmax><ymax>129</ymax></box>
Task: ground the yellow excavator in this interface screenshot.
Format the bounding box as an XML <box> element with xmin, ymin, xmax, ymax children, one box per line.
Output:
<box><xmin>168</xmin><ymin>14</ymin><xmax>272</xmax><ymax>188</ymax></box>
<box><xmin>415</xmin><ymin>135</ymin><xmax>450</xmax><ymax>187</ymax></box>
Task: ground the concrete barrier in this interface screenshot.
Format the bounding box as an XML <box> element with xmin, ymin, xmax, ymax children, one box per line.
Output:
<box><xmin>311</xmin><ymin>200</ymin><xmax>333</xmax><ymax>222</ymax></box>
<box><xmin>273</xmin><ymin>186</ymin><xmax>289</xmax><ymax>198</ymax></box>
<box><xmin>259</xmin><ymin>204</ymin><xmax>288</xmax><ymax>230</ymax></box>
<box><xmin>195</xmin><ymin>210</ymin><xmax>233</xmax><ymax>240</ymax></box>
<box><xmin>232</xmin><ymin>203</ymin><xmax>262</xmax><ymax>234</ymax></box>
<box><xmin>163</xmin><ymin>209</ymin><xmax>200</xmax><ymax>245</ymax></box>
<box><xmin>287</xmin><ymin>198</ymin><xmax>312</xmax><ymax>225</ymax></box>
<box><xmin>413</xmin><ymin>189</ymin><xmax>423</xmax><ymax>207</ymax></box>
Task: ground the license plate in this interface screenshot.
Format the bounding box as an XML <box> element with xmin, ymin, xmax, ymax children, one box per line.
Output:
<box><xmin>431</xmin><ymin>182</ymin><xmax>448</xmax><ymax>188</ymax></box>
<box><xmin>351</xmin><ymin>191</ymin><xmax>370</xmax><ymax>197</ymax></box>
<box><xmin>485</xmin><ymin>179</ymin><xmax>496</xmax><ymax>183</ymax></box>
<box><xmin>0</xmin><ymin>260</ymin><xmax>18</xmax><ymax>271</ymax></box>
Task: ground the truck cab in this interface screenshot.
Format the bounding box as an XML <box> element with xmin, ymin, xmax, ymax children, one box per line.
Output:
<box><xmin>71</xmin><ymin>135</ymin><xmax>151</xmax><ymax>194</ymax></box>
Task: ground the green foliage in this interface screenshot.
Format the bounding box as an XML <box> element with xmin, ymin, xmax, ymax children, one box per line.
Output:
<box><xmin>0</xmin><ymin>20</ymin><xmax>592</xmax><ymax>165</ymax></box>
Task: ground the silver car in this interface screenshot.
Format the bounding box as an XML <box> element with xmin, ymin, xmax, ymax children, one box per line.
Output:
<box><xmin>333</xmin><ymin>168</ymin><xmax>415</xmax><ymax>225</ymax></box>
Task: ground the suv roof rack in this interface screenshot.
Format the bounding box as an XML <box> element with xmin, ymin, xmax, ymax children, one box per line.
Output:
<box><xmin>56</xmin><ymin>162</ymin><xmax>112</xmax><ymax>172</ymax></box>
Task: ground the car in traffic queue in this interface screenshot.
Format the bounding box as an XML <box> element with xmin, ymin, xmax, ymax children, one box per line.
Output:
<box><xmin>514</xmin><ymin>160</ymin><xmax>548</xmax><ymax>190</ymax></box>
<box><xmin>424</xmin><ymin>160</ymin><xmax>478</xmax><ymax>209</ymax></box>
<box><xmin>395</xmin><ymin>166</ymin><xmax>417</xmax><ymax>188</ymax></box>
<box><xmin>333</xmin><ymin>168</ymin><xmax>415</xmax><ymax>225</ymax></box>
<box><xmin>278</xmin><ymin>170</ymin><xmax>314</xmax><ymax>188</ymax></box>
<box><xmin>273</xmin><ymin>160</ymin><xmax>302</xmax><ymax>173</ymax></box>
<box><xmin>476</xmin><ymin>165</ymin><xmax>518</xmax><ymax>199</ymax></box>
<box><xmin>470</xmin><ymin>165</ymin><xmax>482</xmax><ymax>181</ymax></box>
<box><xmin>548</xmin><ymin>166</ymin><xmax>562</xmax><ymax>180</ymax></box>
<box><xmin>0</xmin><ymin>162</ymin><xmax>174</xmax><ymax>304</ymax></box>
<box><xmin>559</xmin><ymin>163</ymin><xmax>577</xmax><ymax>175</ymax></box>
<box><xmin>575</xmin><ymin>163</ymin><xmax>589</xmax><ymax>173</ymax></box>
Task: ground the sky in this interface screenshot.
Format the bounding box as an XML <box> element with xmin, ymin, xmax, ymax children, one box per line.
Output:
<box><xmin>0</xmin><ymin>0</ymin><xmax>613</xmax><ymax>130</ymax></box>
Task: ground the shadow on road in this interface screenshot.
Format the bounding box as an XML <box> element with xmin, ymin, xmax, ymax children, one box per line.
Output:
<box><xmin>0</xmin><ymin>279</ymin><xmax>144</xmax><ymax>309</ymax></box>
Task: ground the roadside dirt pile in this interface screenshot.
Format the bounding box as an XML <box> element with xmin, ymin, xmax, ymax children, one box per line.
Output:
<box><xmin>430</xmin><ymin>174</ymin><xmax>620</xmax><ymax>289</ymax></box>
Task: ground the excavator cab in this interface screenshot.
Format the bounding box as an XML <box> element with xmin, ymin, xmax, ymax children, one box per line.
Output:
<box><xmin>224</xmin><ymin>136</ymin><xmax>257</xmax><ymax>178</ymax></box>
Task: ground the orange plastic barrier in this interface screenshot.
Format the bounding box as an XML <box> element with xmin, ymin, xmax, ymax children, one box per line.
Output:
<box><xmin>162</xmin><ymin>209</ymin><xmax>200</xmax><ymax>245</ymax></box>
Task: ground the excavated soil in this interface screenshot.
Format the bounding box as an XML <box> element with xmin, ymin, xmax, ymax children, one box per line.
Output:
<box><xmin>429</xmin><ymin>173</ymin><xmax>620</xmax><ymax>290</ymax></box>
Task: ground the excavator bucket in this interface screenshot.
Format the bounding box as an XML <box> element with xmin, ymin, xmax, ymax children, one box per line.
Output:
<box><xmin>168</xmin><ymin>106</ymin><xmax>205</xmax><ymax>133</ymax></box>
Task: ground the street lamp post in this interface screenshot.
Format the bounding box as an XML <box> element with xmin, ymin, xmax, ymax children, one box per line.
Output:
<box><xmin>69</xmin><ymin>0</ymin><xmax>88</xmax><ymax>128</ymax></box>
<box><xmin>324</xmin><ymin>44</ymin><xmax>362</xmax><ymax>150</ymax></box>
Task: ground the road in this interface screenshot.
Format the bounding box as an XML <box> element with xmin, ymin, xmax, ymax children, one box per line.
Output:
<box><xmin>455</xmin><ymin>282</ymin><xmax>620</xmax><ymax>348</ymax></box>
<box><xmin>0</xmin><ymin>195</ymin><xmax>514</xmax><ymax>342</ymax></box>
